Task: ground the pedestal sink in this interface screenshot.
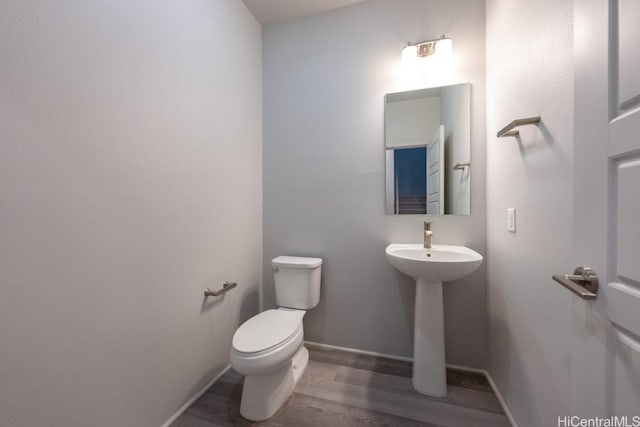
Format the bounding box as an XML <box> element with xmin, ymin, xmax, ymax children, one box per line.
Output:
<box><xmin>385</xmin><ymin>243</ymin><xmax>483</xmax><ymax>397</ymax></box>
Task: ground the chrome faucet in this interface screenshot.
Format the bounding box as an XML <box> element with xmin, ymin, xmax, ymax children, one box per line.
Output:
<box><xmin>424</xmin><ymin>221</ymin><xmax>433</xmax><ymax>249</ymax></box>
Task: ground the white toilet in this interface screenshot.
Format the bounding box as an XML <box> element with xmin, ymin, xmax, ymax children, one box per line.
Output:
<box><xmin>230</xmin><ymin>255</ymin><xmax>322</xmax><ymax>421</ymax></box>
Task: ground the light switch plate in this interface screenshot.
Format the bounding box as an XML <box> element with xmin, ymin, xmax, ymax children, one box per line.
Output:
<box><xmin>507</xmin><ymin>208</ymin><xmax>516</xmax><ymax>232</ymax></box>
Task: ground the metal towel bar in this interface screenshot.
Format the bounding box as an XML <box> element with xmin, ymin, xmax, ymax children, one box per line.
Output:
<box><xmin>497</xmin><ymin>115</ymin><xmax>541</xmax><ymax>138</ymax></box>
<box><xmin>204</xmin><ymin>281</ymin><xmax>237</xmax><ymax>297</ymax></box>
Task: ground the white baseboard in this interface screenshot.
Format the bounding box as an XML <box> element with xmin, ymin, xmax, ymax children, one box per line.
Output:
<box><xmin>304</xmin><ymin>340</ymin><xmax>414</xmax><ymax>362</ymax></box>
<box><xmin>484</xmin><ymin>369</ymin><xmax>519</xmax><ymax>427</ymax></box>
<box><xmin>442</xmin><ymin>364</ymin><xmax>517</xmax><ymax>426</ymax></box>
<box><xmin>160</xmin><ymin>365</ymin><xmax>231</xmax><ymax>427</ymax></box>
<box><xmin>304</xmin><ymin>340</ymin><xmax>518</xmax><ymax>427</ymax></box>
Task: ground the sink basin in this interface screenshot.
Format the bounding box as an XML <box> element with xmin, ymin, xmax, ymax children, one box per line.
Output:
<box><xmin>385</xmin><ymin>243</ymin><xmax>483</xmax><ymax>397</ymax></box>
<box><xmin>385</xmin><ymin>244</ymin><xmax>483</xmax><ymax>282</ymax></box>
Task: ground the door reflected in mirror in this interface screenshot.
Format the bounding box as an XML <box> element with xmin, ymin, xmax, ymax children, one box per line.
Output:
<box><xmin>385</xmin><ymin>83</ymin><xmax>471</xmax><ymax>215</ymax></box>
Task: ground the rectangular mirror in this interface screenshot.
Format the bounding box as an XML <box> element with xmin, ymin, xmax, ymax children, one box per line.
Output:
<box><xmin>385</xmin><ymin>83</ymin><xmax>471</xmax><ymax>215</ymax></box>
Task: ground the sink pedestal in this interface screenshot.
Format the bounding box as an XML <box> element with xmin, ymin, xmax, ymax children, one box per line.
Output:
<box><xmin>385</xmin><ymin>243</ymin><xmax>483</xmax><ymax>398</ymax></box>
<box><xmin>413</xmin><ymin>279</ymin><xmax>446</xmax><ymax>397</ymax></box>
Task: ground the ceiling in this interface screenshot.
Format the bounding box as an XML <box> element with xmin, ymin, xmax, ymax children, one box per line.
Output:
<box><xmin>242</xmin><ymin>0</ymin><xmax>367</xmax><ymax>25</ymax></box>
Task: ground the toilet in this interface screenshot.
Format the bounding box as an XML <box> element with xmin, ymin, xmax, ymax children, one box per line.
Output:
<box><xmin>230</xmin><ymin>255</ymin><xmax>322</xmax><ymax>421</ymax></box>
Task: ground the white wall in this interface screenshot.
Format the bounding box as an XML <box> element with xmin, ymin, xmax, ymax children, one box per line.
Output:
<box><xmin>486</xmin><ymin>0</ymin><xmax>574</xmax><ymax>425</ymax></box>
<box><xmin>0</xmin><ymin>1</ymin><xmax>262</xmax><ymax>426</ymax></box>
<box><xmin>263</xmin><ymin>0</ymin><xmax>487</xmax><ymax>367</ymax></box>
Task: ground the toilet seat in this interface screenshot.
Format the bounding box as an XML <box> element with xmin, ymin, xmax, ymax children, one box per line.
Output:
<box><xmin>231</xmin><ymin>309</ymin><xmax>305</xmax><ymax>376</ymax></box>
<box><xmin>232</xmin><ymin>309</ymin><xmax>304</xmax><ymax>356</ymax></box>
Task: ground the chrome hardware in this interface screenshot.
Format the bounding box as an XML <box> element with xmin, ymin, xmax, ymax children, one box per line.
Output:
<box><xmin>272</xmin><ymin>266</ymin><xmax>279</xmax><ymax>273</ymax></box>
<box><xmin>453</xmin><ymin>161</ymin><xmax>471</xmax><ymax>171</ymax></box>
<box><xmin>497</xmin><ymin>115</ymin><xmax>541</xmax><ymax>138</ymax></box>
<box><xmin>424</xmin><ymin>221</ymin><xmax>433</xmax><ymax>249</ymax></box>
<box><xmin>204</xmin><ymin>281</ymin><xmax>237</xmax><ymax>297</ymax></box>
<box><xmin>552</xmin><ymin>267</ymin><xmax>598</xmax><ymax>300</ymax></box>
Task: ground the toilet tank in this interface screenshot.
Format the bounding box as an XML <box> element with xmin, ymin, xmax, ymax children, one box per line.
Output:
<box><xmin>272</xmin><ymin>256</ymin><xmax>322</xmax><ymax>309</ymax></box>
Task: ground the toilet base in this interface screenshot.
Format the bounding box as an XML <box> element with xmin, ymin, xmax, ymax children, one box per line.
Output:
<box><xmin>239</xmin><ymin>345</ymin><xmax>309</xmax><ymax>421</ymax></box>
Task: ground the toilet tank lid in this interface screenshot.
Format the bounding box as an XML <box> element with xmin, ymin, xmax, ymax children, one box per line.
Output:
<box><xmin>272</xmin><ymin>256</ymin><xmax>322</xmax><ymax>269</ymax></box>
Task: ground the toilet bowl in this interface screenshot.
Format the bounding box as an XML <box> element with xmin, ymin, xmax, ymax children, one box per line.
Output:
<box><xmin>230</xmin><ymin>255</ymin><xmax>322</xmax><ymax>421</ymax></box>
<box><xmin>231</xmin><ymin>308</ymin><xmax>307</xmax><ymax>421</ymax></box>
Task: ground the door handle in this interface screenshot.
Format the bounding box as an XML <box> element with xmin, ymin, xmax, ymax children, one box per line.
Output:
<box><xmin>552</xmin><ymin>267</ymin><xmax>598</xmax><ymax>300</ymax></box>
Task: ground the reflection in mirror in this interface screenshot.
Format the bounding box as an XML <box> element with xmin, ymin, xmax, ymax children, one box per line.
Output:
<box><xmin>385</xmin><ymin>83</ymin><xmax>471</xmax><ymax>215</ymax></box>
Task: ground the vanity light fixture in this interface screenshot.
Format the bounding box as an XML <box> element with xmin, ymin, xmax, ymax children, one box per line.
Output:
<box><xmin>398</xmin><ymin>35</ymin><xmax>453</xmax><ymax>89</ymax></box>
<box><xmin>402</xmin><ymin>35</ymin><xmax>452</xmax><ymax>60</ymax></box>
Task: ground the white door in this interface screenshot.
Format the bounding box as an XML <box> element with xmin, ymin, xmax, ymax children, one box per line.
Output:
<box><xmin>570</xmin><ymin>0</ymin><xmax>640</xmax><ymax>420</ymax></box>
<box><xmin>426</xmin><ymin>125</ymin><xmax>445</xmax><ymax>215</ymax></box>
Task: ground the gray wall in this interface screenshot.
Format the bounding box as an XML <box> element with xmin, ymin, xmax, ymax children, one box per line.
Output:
<box><xmin>0</xmin><ymin>1</ymin><xmax>262</xmax><ymax>426</ymax></box>
<box><xmin>263</xmin><ymin>0</ymin><xmax>487</xmax><ymax>367</ymax></box>
<box><xmin>486</xmin><ymin>0</ymin><xmax>574</xmax><ymax>425</ymax></box>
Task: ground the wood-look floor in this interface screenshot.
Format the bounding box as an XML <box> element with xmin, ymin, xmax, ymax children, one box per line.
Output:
<box><xmin>172</xmin><ymin>345</ymin><xmax>510</xmax><ymax>427</ymax></box>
